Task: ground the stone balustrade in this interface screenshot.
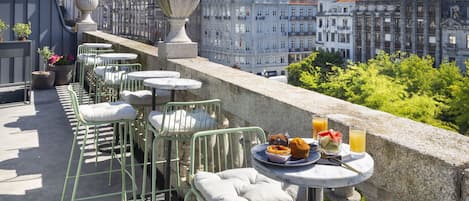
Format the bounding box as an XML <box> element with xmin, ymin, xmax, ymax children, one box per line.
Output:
<box><xmin>83</xmin><ymin>31</ymin><xmax>469</xmax><ymax>201</ymax></box>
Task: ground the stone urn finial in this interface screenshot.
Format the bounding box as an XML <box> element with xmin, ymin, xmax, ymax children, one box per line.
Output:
<box><xmin>75</xmin><ymin>0</ymin><xmax>99</xmax><ymax>24</ymax></box>
<box><xmin>158</xmin><ymin>0</ymin><xmax>200</xmax><ymax>43</ymax></box>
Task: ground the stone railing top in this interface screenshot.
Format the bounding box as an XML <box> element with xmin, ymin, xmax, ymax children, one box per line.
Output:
<box><xmin>84</xmin><ymin>31</ymin><xmax>469</xmax><ymax>168</ymax></box>
<box><xmin>85</xmin><ymin>31</ymin><xmax>157</xmax><ymax>57</ymax></box>
<box><xmin>169</xmin><ymin>58</ymin><xmax>469</xmax><ymax>168</ymax></box>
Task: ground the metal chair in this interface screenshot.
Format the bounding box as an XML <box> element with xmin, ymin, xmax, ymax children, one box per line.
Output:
<box><xmin>184</xmin><ymin>127</ymin><xmax>267</xmax><ymax>201</ymax></box>
<box><xmin>76</xmin><ymin>44</ymin><xmax>113</xmax><ymax>103</ymax></box>
<box><xmin>61</xmin><ymin>85</ymin><xmax>138</xmax><ymax>201</ymax></box>
<box><xmin>146</xmin><ymin>99</ymin><xmax>223</xmax><ymax>201</ymax></box>
<box><xmin>94</xmin><ymin>63</ymin><xmax>142</xmax><ymax>103</ymax></box>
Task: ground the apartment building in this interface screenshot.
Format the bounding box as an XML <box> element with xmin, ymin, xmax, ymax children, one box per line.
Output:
<box><xmin>316</xmin><ymin>0</ymin><xmax>356</xmax><ymax>61</ymax></box>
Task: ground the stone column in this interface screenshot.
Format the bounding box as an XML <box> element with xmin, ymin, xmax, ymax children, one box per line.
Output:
<box><xmin>380</xmin><ymin>12</ymin><xmax>385</xmax><ymax>51</ymax></box>
<box><xmin>411</xmin><ymin>0</ymin><xmax>417</xmax><ymax>53</ymax></box>
<box><xmin>370</xmin><ymin>13</ymin><xmax>376</xmax><ymax>58</ymax></box>
<box><xmin>157</xmin><ymin>0</ymin><xmax>200</xmax><ymax>59</ymax></box>
<box><xmin>390</xmin><ymin>11</ymin><xmax>395</xmax><ymax>53</ymax></box>
<box><xmin>423</xmin><ymin>0</ymin><xmax>429</xmax><ymax>55</ymax></box>
<box><xmin>75</xmin><ymin>0</ymin><xmax>98</xmax><ymax>44</ymax></box>
<box><xmin>400</xmin><ymin>0</ymin><xmax>406</xmax><ymax>52</ymax></box>
<box><xmin>435</xmin><ymin>0</ymin><xmax>441</xmax><ymax>66</ymax></box>
<box><xmin>361</xmin><ymin>15</ymin><xmax>366</xmax><ymax>62</ymax></box>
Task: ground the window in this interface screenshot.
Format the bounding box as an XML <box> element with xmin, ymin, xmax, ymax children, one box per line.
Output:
<box><xmin>291</xmin><ymin>23</ymin><xmax>296</xmax><ymax>32</ymax></box>
<box><xmin>281</xmin><ymin>40</ymin><xmax>285</xmax><ymax>48</ymax></box>
<box><xmin>281</xmin><ymin>24</ymin><xmax>286</xmax><ymax>32</ymax></box>
<box><xmin>300</xmin><ymin>8</ymin><xmax>304</xmax><ymax>16</ymax></box>
<box><xmin>273</xmin><ymin>25</ymin><xmax>277</xmax><ymax>32</ymax></box>
<box><xmin>308</xmin><ymin>39</ymin><xmax>313</xmax><ymax>48</ymax></box>
<box><xmin>332</xmin><ymin>19</ymin><xmax>336</xmax><ymax>26</ymax></box>
<box><xmin>343</xmin><ymin>19</ymin><xmax>348</xmax><ymax>27</ymax></box>
<box><xmin>319</xmin><ymin>19</ymin><xmax>323</xmax><ymax>28</ymax></box>
<box><xmin>291</xmin><ymin>8</ymin><xmax>296</xmax><ymax>16</ymax></box>
<box><xmin>429</xmin><ymin>36</ymin><xmax>436</xmax><ymax>43</ymax></box>
<box><xmin>319</xmin><ymin>4</ymin><xmax>323</xmax><ymax>12</ymax></box>
<box><xmin>385</xmin><ymin>17</ymin><xmax>391</xmax><ymax>23</ymax></box>
<box><xmin>308</xmin><ymin>8</ymin><xmax>313</xmax><ymax>16</ymax></box>
<box><xmin>299</xmin><ymin>40</ymin><xmax>304</xmax><ymax>48</ymax></box>
<box><xmin>331</xmin><ymin>33</ymin><xmax>335</xmax><ymax>42</ymax></box>
<box><xmin>308</xmin><ymin>23</ymin><xmax>313</xmax><ymax>32</ymax></box>
<box><xmin>385</xmin><ymin>34</ymin><xmax>391</xmax><ymax>41</ymax></box>
<box><xmin>291</xmin><ymin>40</ymin><xmax>296</xmax><ymax>49</ymax></box>
<box><xmin>300</xmin><ymin>24</ymin><xmax>304</xmax><ymax>32</ymax></box>
<box><xmin>318</xmin><ymin>32</ymin><xmax>322</xmax><ymax>41</ymax></box>
<box><xmin>343</xmin><ymin>7</ymin><xmax>348</xmax><ymax>13</ymax></box>
<box><xmin>273</xmin><ymin>9</ymin><xmax>277</xmax><ymax>16</ymax></box>
<box><xmin>449</xmin><ymin>34</ymin><xmax>456</xmax><ymax>45</ymax></box>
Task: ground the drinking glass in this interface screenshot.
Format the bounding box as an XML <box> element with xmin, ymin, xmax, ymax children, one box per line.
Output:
<box><xmin>349</xmin><ymin>126</ymin><xmax>366</xmax><ymax>158</ymax></box>
<box><xmin>312</xmin><ymin>115</ymin><xmax>328</xmax><ymax>140</ymax></box>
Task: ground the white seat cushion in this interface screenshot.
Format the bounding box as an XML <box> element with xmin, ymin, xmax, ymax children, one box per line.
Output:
<box><xmin>120</xmin><ymin>90</ymin><xmax>171</xmax><ymax>106</ymax></box>
<box><xmin>94</xmin><ymin>66</ymin><xmax>126</xmax><ymax>85</ymax></box>
<box><xmin>78</xmin><ymin>54</ymin><xmax>102</xmax><ymax>65</ymax></box>
<box><xmin>148</xmin><ymin>109</ymin><xmax>216</xmax><ymax>132</ymax></box>
<box><xmin>79</xmin><ymin>101</ymin><xmax>137</xmax><ymax>122</ymax></box>
<box><xmin>194</xmin><ymin>168</ymin><xmax>296</xmax><ymax>201</ymax></box>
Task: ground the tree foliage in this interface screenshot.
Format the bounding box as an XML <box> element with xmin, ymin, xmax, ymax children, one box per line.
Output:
<box><xmin>287</xmin><ymin>51</ymin><xmax>469</xmax><ymax>135</ymax></box>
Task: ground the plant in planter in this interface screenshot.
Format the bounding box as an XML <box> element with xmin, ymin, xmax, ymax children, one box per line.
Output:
<box><xmin>48</xmin><ymin>53</ymin><xmax>75</xmax><ymax>85</ymax></box>
<box><xmin>32</xmin><ymin>46</ymin><xmax>55</xmax><ymax>90</ymax></box>
<box><xmin>0</xmin><ymin>19</ymin><xmax>8</xmax><ymax>42</ymax></box>
<box><xmin>12</xmin><ymin>22</ymin><xmax>31</xmax><ymax>41</ymax></box>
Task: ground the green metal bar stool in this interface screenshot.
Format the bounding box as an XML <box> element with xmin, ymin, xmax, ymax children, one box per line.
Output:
<box><xmin>146</xmin><ymin>99</ymin><xmax>223</xmax><ymax>201</ymax></box>
<box><xmin>93</xmin><ymin>53</ymin><xmax>138</xmax><ymax>103</ymax></box>
<box><xmin>184</xmin><ymin>127</ymin><xmax>268</xmax><ymax>201</ymax></box>
<box><xmin>61</xmin><ymin>85</ymin><xmax>138</xmax><ymax>201</ymax></box>
<box><xmin>94</xmin><ymin>62</ymin><xmax>141</xmax><ymax>103</ymax></box>
<box><xmin>76</xmin><ymin>43</ymin><xmax>113</xmax><ymax>104</ymax></box>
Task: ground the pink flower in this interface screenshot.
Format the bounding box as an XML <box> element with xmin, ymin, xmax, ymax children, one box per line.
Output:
<box><xmin>66</xmin><ymin>54</ymin><xmax>75</xmax><ymax>62</ymax></box>
<box><xmin>48</xmin><ymin>54</ymin><xmax>62</xmax><ymax>65</ymax></box>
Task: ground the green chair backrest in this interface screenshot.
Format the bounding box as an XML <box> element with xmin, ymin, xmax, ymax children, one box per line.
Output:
<box><xmin>67</xmin><ymin>85</ymin><xmax>84</xmax><ymax>123</ymax></box>
<box><xmin>159</xmin><ymin>99</ymin><xmax>223</xmax><ymax>136</ymax></box>
<box><xmin>188</xmin><ymin>127</ymin><xmax>267</xmax><ymax>182</ymax></box>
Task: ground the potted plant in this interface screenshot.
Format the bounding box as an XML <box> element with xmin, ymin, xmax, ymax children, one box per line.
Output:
<box><xmin>0</xmin><ymin>19</ymin><xmax>8</xmax><ymax>42</ymax></box>
<box><xmin>48</xmin><ymin>53</ymin><xmax>75</xmax><ymax>85</ymax></box>
<box><xmin>32</xmin><ymin>46</ymin><xmax>55</xmax><ymax>90</ymax></box>
<box><xmin>12</xmin><ymin>22</ymin><xmax>31</xmax><ymax>41</ymax></box>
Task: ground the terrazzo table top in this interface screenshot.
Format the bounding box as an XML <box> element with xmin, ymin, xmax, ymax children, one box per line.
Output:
<box><xmin>252</xmin><ymin>143</ymin><xmax>374</xmax><ymax>188</ymax></box>
<box><xmin>144</xmin><ymin>78</ymin><xmax>202</xmax><ymax>90</ymax></box>
<box><xmin>127</xmin><ymin>71</ymin><xmax>180</xmax><ymax>80</ymax></box>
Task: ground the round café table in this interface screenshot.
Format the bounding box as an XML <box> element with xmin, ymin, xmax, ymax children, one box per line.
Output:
<box><xmin>143</xmin><ymin>78</ymin><xmax>202</xmax><ymax>201</ymax></box>
<box><xmin>127</xmin><ymin>70</ymin><xmax>180</xmax><ymax>81</ymax></box>
<box><xmin>82</xmin><ymin>43</ymin><xmax>112</xmax><ymax>49</ymax></box>
<box><xmin>252</xmin><ymin>143</ymin><xmax>374</xmax><ymax>201</ymax></box>
<box><xmin>98</xmin><ymin>53</ymin><xmax>138</xmax><ymax>61</ymax></box>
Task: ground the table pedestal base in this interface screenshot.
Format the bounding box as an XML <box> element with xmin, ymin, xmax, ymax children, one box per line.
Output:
<box><xmin>326</xmin><ymin>187</ymin><xmax>361</xmax><ymax>201</ymax></box>
<box><xmin>308</xmin><ymin>188</ymin><xmax>323</xmax><ymax>201</ymax></box>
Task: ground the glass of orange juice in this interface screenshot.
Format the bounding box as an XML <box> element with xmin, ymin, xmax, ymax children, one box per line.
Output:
<box><xmin>312</xmin><ymin>115</ymin><xmax>328</xmax><ymax>140</ymax></box>
<box><xmin>349</xmin><ymin>126</ymin><xmax>366</xmax><ymax>158</ymax></box>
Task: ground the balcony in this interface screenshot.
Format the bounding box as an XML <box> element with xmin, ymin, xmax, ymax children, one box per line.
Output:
<box><xmin>238</xmin><ymin>16</ymin><xmax>247</xmax><ymax>20</ymax></box>
<box><xmin>83</xmin><ymin>32</ymin><xmax>469</xmax><ymax>201</ymax></box>
<box><xmin>1</xmin><ymin>2</ymin><xmax>469</xmax><ymax>201</ymax></box>
<box><xmin>255</xmin><ymin>16</ymin><xmax>265</xmax><ymax>20</ymax></box>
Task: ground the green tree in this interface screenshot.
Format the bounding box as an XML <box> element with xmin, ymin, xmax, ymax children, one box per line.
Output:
<box><xmin>287</xmin><ymin>51</ymin><xmax>466</xmax><ymax>134</ymax></box>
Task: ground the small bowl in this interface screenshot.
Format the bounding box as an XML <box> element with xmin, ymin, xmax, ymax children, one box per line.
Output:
<box><xmin>265</xmin><ymin>151</ymin><xmax>291</xmax><ymax>163</ymax></box>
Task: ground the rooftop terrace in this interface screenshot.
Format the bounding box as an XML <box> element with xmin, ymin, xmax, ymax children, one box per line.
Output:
<box><xmin>1</xmin><ymin>1</ymin><xmax>469</xmax><ymax>200</ymax></box>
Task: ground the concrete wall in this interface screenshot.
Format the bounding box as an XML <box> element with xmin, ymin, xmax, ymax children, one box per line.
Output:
<box><xmin>84</xmin><ymin>31</ymin><xmax>469</xmax><ymax>201</ymax></box>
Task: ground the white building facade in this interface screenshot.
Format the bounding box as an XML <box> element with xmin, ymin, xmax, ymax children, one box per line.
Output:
<box><xmin>200</xmin><ymin>0</ymin><xmax>289</xmax><ymax>76</ymax></box>
<box><xmin>288</xmin><ymin>0</ymin><xmax>318</xmax><ymax>63</ymax></box>
<box><xmin>316</xmin><ymin>0</ymin><xmax>355</xmax><ymax>61</ymax></box>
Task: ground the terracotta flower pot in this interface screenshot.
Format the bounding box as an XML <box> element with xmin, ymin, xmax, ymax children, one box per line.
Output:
<box><xmin>49</xmin><ymin>64</ymin><xmax>75</xmax><ymax>85</ymax></box>
<box><xmin>17</xmin><ymin>36</ymin><xmax>27</xmax><ymax>41</ymax></box>
<box><xmin>31</xmin><ymin>71</ymin><xmax>55</xmax><ymax>90</ymax></box>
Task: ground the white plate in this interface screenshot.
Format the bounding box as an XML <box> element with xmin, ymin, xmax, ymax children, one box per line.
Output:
<box><xmin>251</xmin><ymin>144</ymin><xmax>320</xmax><ymax>167</ymax></box>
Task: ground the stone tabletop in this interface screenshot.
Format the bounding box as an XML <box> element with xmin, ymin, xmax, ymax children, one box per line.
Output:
<box><xmin>252</xmin><ymin>144</ymin><xmax>374</xmax><ymax>188</ymax></box>
<box><xmin>127</xmin><ymin>71</ymin><xmax>180</xmax><ymax>80</ymax></box>
<box><xmin>144</xmin><ymin>78</ymin><xmax>202</xmax><ymax>90</ymax></box>
<box><xmin>82</xmin><ymin>43</ymin><xmax>112</xmax><ymax>48</ymax></box>
<box><xmin>98</xmin><ymin>53</ymin><xmax>138</xmax><ymax>61</ymax></box>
